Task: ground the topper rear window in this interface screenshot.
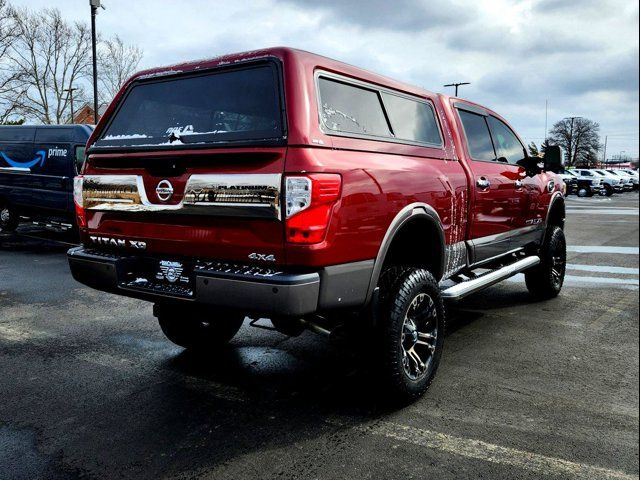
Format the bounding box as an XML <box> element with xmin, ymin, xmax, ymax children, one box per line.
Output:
<box><xmin>95</xmin><ymin>63</ymin><xmax>284</xmax><ymax>149</ymax></box>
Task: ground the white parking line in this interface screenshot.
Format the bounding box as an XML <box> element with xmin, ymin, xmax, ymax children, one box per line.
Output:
<box><xmin>567</xmin><ymin>264</ymin><xmax>639</xmax><ymax>275</ymax></box>
<box><xmin>508</xmin><ymin>273</ymin><xmax>639</xmax><ymax>289</ymax></box>
<box><xmin>567</xmin><ymin>206</ymin><xmax>638</xmax><ymax>210</ymax></box>
<box><xmin>566</xmin><ymin>209</ymin><xmax>639</xmax><ymax>216</ymax></box>
<box><xmin>342</xmin><ymin>420</ymin><xmax>638</xmax><ymax>480</ymax></box>
<box><xmin>564</xmin><ymin>275</ymin><xmax>639</xmax><ymax>286</ymax></box>
<box><xmin>568</xmin><ymin>246</ymin><xmax>639</xmax><ymax>255</ymax></box>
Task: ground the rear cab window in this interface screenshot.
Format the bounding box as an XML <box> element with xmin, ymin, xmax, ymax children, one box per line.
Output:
<box><xmin>93</xmin><ymin>61</ymin><xmax>285</xmax><ymax>150</ymax></box>
<box><xmin>316</xmin><ymin>73</ymin><xmax>442</xmax><ymax>148</ymax></box>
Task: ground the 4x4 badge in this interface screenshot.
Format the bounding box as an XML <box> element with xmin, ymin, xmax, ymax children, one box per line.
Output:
<box><xmin>156</xmin><ymin>179</ymin><xmax>174</xmax><ymax>201</ymax></box>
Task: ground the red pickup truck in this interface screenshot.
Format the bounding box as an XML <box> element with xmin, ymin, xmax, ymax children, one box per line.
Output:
<box><xmin>68</xmin><ymin>47</ymin><xmax>567</xmax><ymax>402</ymax></box>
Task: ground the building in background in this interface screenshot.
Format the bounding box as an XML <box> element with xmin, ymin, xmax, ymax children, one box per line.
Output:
<box><xmin>72</xmin><ymin>103</ymin><xmax>108</xmax><ymax>125</ymax></box>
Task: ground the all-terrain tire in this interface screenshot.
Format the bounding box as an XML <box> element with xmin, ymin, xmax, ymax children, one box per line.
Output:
<box><xmin>525</xmin><ymin>226</ymin><xmax>567</xmax><ymax>299</ymax></box>
<box><xmin>375</xmin><ymin>267</ymin><xmax>446</xmax><ymax>403</ymax></box>
<box><xmin>155</xmin><ymin>303</ymin><xmax>244</xmax><ymax>350</ymax></box>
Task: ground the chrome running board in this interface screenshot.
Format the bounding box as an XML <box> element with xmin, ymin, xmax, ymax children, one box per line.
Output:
<box><xmin>441</xmin><ymin>256</ymin><xmax>540</xmax><ymax>301</ymax></box>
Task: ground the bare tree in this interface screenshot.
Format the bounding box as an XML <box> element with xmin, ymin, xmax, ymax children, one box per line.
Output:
<box><xmin>0</xmin><ymin>0</ymin><xmax>16</xmax><ymax>60</ymax></box>
<box><xmin>0</xmin><ymin>0</ymin><xmax>20</xmax><ymax>122</ymax></box>
<box><xmin>549</xmin><ymin>117</ymin><xmax>601</xmax><ymax>167</ymax></box>
<box><xmin>3</xmin><ymin>6</ymin><xmax>92</xmax><ymax>124</ymax></box>
<box><xmin>98</xmin><ymin>35</ymin><xmax>142</xmax><ymax>104</ymax></box>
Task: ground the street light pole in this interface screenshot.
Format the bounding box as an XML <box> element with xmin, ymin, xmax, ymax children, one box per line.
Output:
<box><xmin>443</xmin><ymin>82</ymin><xmax>471</xmax><ymax>97</ymax></box>
<box><xmin>63</xmin><ymin>87</ymin><xmax>78</xmax><ymax>124</ymax></box>
<box><xmin>89</xmin><ymin>0</ymin><xmax>104</xmax><ymax>125</ymax></box>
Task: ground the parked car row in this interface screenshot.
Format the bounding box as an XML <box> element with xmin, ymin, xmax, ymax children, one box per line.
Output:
<box><xmin>558</xmin><ymin>167</ymin><xmax>638</xmax><ymax>197</ymax></box>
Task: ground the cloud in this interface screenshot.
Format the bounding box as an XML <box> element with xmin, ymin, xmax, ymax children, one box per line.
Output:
<box><xmin>446</xmin><ymin>28</ymin><xmax>601</xmax><ymax>56</ymax></box>
<box><xmin>276</xmin><ymin>0</ymin><xmax>473</xmax><ymax>31</ymax></box>
<box><xmin>532</xmin><ymin>0</ymin><xmax>610</xmax><ymax>13</ymax></box>
<box><xmin>478</xmin><ymin>50</ymin><xmax>639</xmax><ymax>99</ymax></box>
<box><xmin>8</xmin><ymin>0</ymin><xmax>640</xmax><ymax>156</ymax></box>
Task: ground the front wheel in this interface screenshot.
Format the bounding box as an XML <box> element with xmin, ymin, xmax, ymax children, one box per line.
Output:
<box><xmin>375</xmin><ymin>267</ymin><xmax>445</xmax><ymax>403</ymax></box>
<box><xmin>154</xmin><ymin>303</ymin><xmax>244</xmax><ymax>350</ymax></box>
<box><xmin>0</xmin><ymin>203</ymin><xmax>19</xmax><ymax>232</ymax></box>
<box><xmin>604</xmin><ymin>185</ymin><xmax>614</xmax><ymax>197</ymax></box>
<box><xmin>525</xmin><ymin>226</ymin><xmax>567</xmax><ymax>299</ymax></box>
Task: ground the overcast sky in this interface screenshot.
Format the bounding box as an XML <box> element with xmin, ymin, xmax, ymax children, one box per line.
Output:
<box><xmin>13</xmin><ymin>0</ymin><xmax>640</xmax><ymax>157</ymax></box>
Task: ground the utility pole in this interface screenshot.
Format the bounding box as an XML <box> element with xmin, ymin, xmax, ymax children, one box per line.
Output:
<box><xmin>544</xmin><ymin>99</ymin><xmax>548</xmax><ymax>143</ymax></box>
<box><xmin>443</xmin><ymin>82</ymin><xmax>471</xmax><ymax>97</ymax></box>
<box><xmin>602</xmin><ymin>135</ymin><xmax>608</xmax><ymax>166</ymax></box>
<box><xmin>63</xmin><ymin>87</ymin><xmax>78</xmax><ymax>124</ymax></box>
<box><xmin>90</xmin><ymin>0</ymin><xmax>105</xmax><ymax>124</ymax></box>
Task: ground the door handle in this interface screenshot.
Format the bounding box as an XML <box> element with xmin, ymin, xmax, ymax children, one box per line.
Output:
<box><xmin>515</xmin><ymin>180</ymin><xmax>523</xmax><ymax>189</ymax></box>
<box><xmin>477</xmin><ymin>177</ymin><xmax>490</xmax><ymax>190</ymax></box>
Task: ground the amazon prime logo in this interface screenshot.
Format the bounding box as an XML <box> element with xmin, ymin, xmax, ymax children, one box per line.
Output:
<box><xmin>156</xmin><ymin>179</ymin><xmax>174</xmax><ymax>202</ymax></box>
<box><xmin>1</xmin><ymin>150</ymin><xmax>46</xmax><ymax>169</ymax></box>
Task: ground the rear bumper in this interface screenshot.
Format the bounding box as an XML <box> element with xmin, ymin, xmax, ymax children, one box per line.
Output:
<box><xmin>67</xmin><ymin>247</ymin><xmax>373</xmax><ymax>317</ymax></box>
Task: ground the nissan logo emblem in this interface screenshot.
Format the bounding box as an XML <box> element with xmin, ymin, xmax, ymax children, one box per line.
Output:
<box><xmin>156</xmin><ymin>180</ymin><xmax>174</xmax><ymax>202</ymax></box>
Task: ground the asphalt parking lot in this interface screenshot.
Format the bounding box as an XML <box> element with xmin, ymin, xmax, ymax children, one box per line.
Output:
<box><xmin>1</xmin><ymin>193</ymin><xmax>638</xmax><ymax>480</ymax></box>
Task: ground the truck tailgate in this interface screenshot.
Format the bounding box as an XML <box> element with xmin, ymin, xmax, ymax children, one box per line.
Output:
<box><xmin>80</xmin><ymin>148</ymin><xmax>287</xmax><ymax>265</ymax></box>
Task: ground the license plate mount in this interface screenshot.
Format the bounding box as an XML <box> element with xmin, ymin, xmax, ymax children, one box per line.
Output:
<box><xmin>155</xmin><ymin>259</ymin><xmax>193</xmax><ymax>287</ymax></box>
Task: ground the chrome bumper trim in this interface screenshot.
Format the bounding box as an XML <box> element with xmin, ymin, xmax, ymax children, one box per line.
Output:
<box><xmin>82</xmin><ymin>173</ymin><xmax>282</xmax><ymax>219</ymax></box>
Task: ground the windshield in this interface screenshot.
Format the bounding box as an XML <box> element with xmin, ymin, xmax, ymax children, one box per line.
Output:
<box><xmin>95</xmin><ymin>63</ymin><xmax>284</xmax><ymax>148</ymax></box>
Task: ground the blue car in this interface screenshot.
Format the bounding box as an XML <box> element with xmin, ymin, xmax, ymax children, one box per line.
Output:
<box><xmin>0</xmin><ymin>124</ymin><xmax>93</xmax><ymax>232</ymax></box>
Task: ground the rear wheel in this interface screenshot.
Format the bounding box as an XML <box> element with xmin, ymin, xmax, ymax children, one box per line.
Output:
<box><xmin>0</xmin><ymin>203</ymin><xmax>19</xmax><ymax>232</ymax></box>
<box><xmin>154</xmin><ymin>303</ymin><xmax>244</xmax><ymax>350</ymax></box>
<box><xmin>375</xmin><ymin>267</ymin><xmax>445</xmax><ymax>403</ymax></box>
<box><xmin>577</xmin><ymin>186</ymin><xmax>591</xmax><ymax>197</ymax></box>
<box><xmin>525</xmin><ymin>226</ymin><xmax>566</xmax><ymax>299</ymax></box>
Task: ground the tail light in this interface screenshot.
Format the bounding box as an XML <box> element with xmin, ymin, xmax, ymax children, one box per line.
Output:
<box><xmin>73</xmin><ymin>176</ymin><xmax>87</xmax><ymax>228</ymax></box>
<box><xmin>285</xmin><ymin>174</ymin><xmax>341</xmax><ymax>244</ymax></box>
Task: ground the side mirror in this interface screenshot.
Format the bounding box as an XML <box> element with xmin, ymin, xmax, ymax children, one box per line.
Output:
<box><xmin>543</xmin><ymin>145</ymin><xmax>563</xmax><ymax>173</ymax></box>
<box><xmin>516</xmin><ymin>156</ymin><xmax>543</xmax><ymax>176</ymax></box>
